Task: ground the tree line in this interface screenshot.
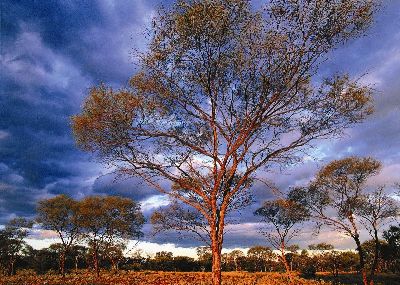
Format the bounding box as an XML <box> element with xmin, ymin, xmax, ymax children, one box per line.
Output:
<box><xmin>2</xmin><ymin>225</ymin><xmax>400</xmax><ymax>279</ymax></box>
<box><xmin>0</xmin><ymin>195</ymin><xmax>144</xmax><ymax>277</ymax></box>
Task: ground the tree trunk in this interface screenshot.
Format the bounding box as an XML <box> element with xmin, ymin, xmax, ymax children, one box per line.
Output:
<box><xmin>280</xmin><ymin>244</ymin><xmax>294</xmax><ymax>285</ymax></box>
<box><xmin>369</xmin><ymin>228</ymin><xmax>380</xmax><ymax>285</ymax></box>
<box><xmin>210</xmin><ymin>213</ymin><xmax>225</xmax><ymax>285</ymax></box>
<box><xmin>354</xmin><ymin>235</ymin><xmax>368</xmax><ymax>285</ymax></box>
<box><xmin>9</xmin><ymin>259</ymin><xmax>15</xmax><ymax>276</ymax></box>
<box><xmin>93</xmin><ymin>247</ymin><xmax>100</xmax><ymax>277</ymax></box>
<box><xmin>60</xmin><ymin>250</ymin><xmax>66</xmax><ymax>278</ymax></box>
<box><xmin>75</xmin><ymin>256</ymin><xmax>78</xmax><ymax>272</ymax></box>
<box><xmin>211</xmin><ymin>239</ymin><xmax>222</xmax><ymax>285</ymax></box>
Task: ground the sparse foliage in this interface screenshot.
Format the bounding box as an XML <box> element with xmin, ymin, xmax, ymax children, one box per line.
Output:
<box><xmin>72</xmin><ymin>1</ymin><xmax>376</xmax><ymax>284</ymax></box>
<box><xmin>255</xmin><ymin>198</ymin><xmax>309</xmax><ymax>284</ymax></box>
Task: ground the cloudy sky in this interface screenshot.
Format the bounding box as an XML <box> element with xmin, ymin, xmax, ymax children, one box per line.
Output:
<box><xmin>1</xmin><ymin>0</ymin><xmax>399</xmax><ymax>257</ymax></box>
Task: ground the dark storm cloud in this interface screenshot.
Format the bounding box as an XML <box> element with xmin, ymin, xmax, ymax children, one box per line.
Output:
<box><xmin>0</xmin><ymin>0</ymin><xmax>156</xmax><ymax>223</ymax></box>
<box><xmin>1</xmin><ymin>0</ymin><xmax>399</xmax><ymax>249</ymax></box>
<box><xmin>92</xmin><ymin>173</ymin><xmax>157</xmax><ymax>202</ymax></box>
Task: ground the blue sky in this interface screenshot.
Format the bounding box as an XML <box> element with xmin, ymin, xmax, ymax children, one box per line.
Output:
<box><xmin>1</xmin><ymin>0</ymin><xmax>399</xmax><ymax>255</ymax></box>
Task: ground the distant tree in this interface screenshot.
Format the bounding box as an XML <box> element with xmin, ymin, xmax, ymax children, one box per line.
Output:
<box><xmin>227</xmin><ymin>250</ymin><xmax>244</xmax><ymax>271</ymax></box>
<box><xmin>320</xmin><ymin>250</ymin><xmax>360</xmax><ymax>278</ymax></box>
<box><xmin>357</xmin><ymin>187</ymin><xmax>399</xmax><ymax>281</ymax></box>
<box><xmin>0</xmin><ymin>218</ymin><xmax>32</xmax><ymax>275</ymax></box>
<box><xmin>173</xmin><ymin>256</ymin><xmax>198</xmax><ymax>272</ymax></box>
<box><xmin>361</xmin><ymin>239</ymin><xmax>388</xmax><ymax>273</ymax></box>
<box><xmin>77</xmin><ymin>196</ymin><xmax>145</xmax><ymax>276</ymax></box>
<box><xmin>383</xmin><ymin>224</ymin><xmax>400</xmax><ymax>273</ymax></box>
<box><xmin>71</xmin><ymin>0</ymin><xmax>376</xmax><ymax>284</ymax></box>
<box><xmin>28</xmin><ymin>247</ymin><xmax>59</xmax><ymax>274</ymax></box>
<box><xmin>69</xmin><ymin>245</ymin><xmax>89</xmax><ymax>271</ymax></box>
<box><xmin>36</xmin><ymin>194</ymin><xmax>80</xmax><ymax>277</ymax></box>
<box><xmin>197</xmin><ymin>246</ymin><xmax>212</xmax><ymax>271</ymax></box>
<box><xmin>289</xmin><ymin>157</ymin><xmax>381</xmax><ymax>285</ymax></box>
<box><xmin>308</xmin><ymin>243</ymin><xmax>334</xmax><ymax>251</ymax></box>
<box><xmin>100</xmin><ymin>241</ymin><xmax>126</xmax><ymax>271</ymax></box>
<box><xmin>152</xmin><ymin>251</ymin><xmax>174</xmax><ymax>271</ymax></box>
<box><xmin>246</xmin><ymin>246</ymin><xmax>275</xmax><ymax>272</ymax></box>
<box><xmin>255</xmin><ymin>198</ymin><xmax>309</xmax><ymax>284</ymax></box>
<box><xmin>286</xmin><ymin>244</ymin><xmax>300</xmax><ymax>253</ymax></box>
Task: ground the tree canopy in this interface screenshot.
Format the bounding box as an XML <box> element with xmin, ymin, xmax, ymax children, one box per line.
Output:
<box><xmin>72</xmin><ymin>1</ymin><xmax>377</xmax><ymax>284</ymax></box>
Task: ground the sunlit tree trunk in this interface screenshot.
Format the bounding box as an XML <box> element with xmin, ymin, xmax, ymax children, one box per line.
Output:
<box><xmin>211</xmin><ymin>211</ymin><xmax>225</xmax><ymax>285</ymax></box>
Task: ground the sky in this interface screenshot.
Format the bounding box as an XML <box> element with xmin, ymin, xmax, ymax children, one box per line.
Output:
<box><xmin>1</xmin><ymin>0</ymin><xmax>399</xmax><ymax>257</ymax></box>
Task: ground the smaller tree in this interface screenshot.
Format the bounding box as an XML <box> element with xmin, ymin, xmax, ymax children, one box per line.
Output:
<box><xmin>383</xmin><ymin>224</ymin><xmax>400</xmax><ymax>273</ymax></box>
<box><xmin>196</xmin><ymin>246</ymin><xmax>212</xmax><ymax>272</ymax></box>
<box><xmin>153</xmin><ymin>251</ymin><xmax>174</xmax><ymax>271</ymax></box>
<box><xmin>246</xmin><ymin>246</ymin><xmax>275</xmax><ymax>272</ymax></box>
<box><xmin>69</xmin><ymin>245</ymin><xmax>89</xmax><ymax>271</ymax></box>
<box><xmin>77</xmin><ymin>196</ymin><xmax>145</xmax><ymax>276</ymax></box>
<box><xmin>289</xmin><ymin>157</ymin><xmax>381</xmax><ymax>285</ymax></box>
<box><xmin>0</xmin><ymin>218</ymin><xmax>32</xmax><ymax>275</ymax></box>
<box><xmin>226</xmin><ymin>250</ymin><xmax>244</xmax><ymax>271</ymax></box>
<box><xmin>100</xmin><ymin>241</ymin><xmax>126</xmax><ymax>271</ymax></box>
<box><xmin>321</xmin><ymin>250</ymin><xmax>359</xmax><ymax>279</ymax></box>
<box><xmin>36</xmin><ymin>194</ymin><xmax>80</xmax><ymax>277</ymax></box>
<box><xmin>308</xmin><ymin>243</ymin><xmax>334</xmax><ymax>251</ymax></box>
<box><xmin>357</xmin><ymin>187</ymin><xmax>399</xmax><ymax>282</ymax></box>
<box><xmin>255</xmin><ymin>198</ymin><xmax>309</xmax><ymax>284</ymax></box>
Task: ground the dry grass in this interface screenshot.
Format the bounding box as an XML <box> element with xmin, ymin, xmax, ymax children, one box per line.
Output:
<box><xmin>0</xmin><ymin>271</ymin><xmax>330</xmax><ymax>285</ymax></box>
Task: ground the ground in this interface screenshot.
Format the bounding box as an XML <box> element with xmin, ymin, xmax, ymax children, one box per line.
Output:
<box><xmin>0</xmin><ymin>271</ymin><xmax>326</xmax><ymax>285</ymax></box>
<box><xmin>1</xmin><ymin>271</ymin><xmax>399</xmax><ymax>285</ymax></box>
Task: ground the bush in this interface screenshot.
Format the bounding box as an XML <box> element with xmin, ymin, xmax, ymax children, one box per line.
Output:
<box><xmin>301</xmin><ymin>264</ymin><xmax>317</xmax><ymax>278</ymax></box>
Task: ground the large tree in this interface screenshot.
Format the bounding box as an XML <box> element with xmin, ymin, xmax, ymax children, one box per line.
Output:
<box><xmin>77</xmin><ymin>196</ymin><xmax>145</xmax><ymax>276</ymax></box>
<box><xmin>72</xmin><ymin>0</ymin><xmax>376</xmax><ymax>284</ymax></box>
<box><xmin>36</xmin><ymin>194</ymin><xmax>80</xmax><ymax>277</ymax></box>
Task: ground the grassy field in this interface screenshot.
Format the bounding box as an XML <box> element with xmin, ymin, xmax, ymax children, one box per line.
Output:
<box><xmin>2</xmin><ymin>271</ymin><xmax>399</xmax><ymax>285</ymax></box>
<box><xmin>0</xmin><ymin>271</ymin><xmax>328</xmax><ymax>285</ymax></box>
